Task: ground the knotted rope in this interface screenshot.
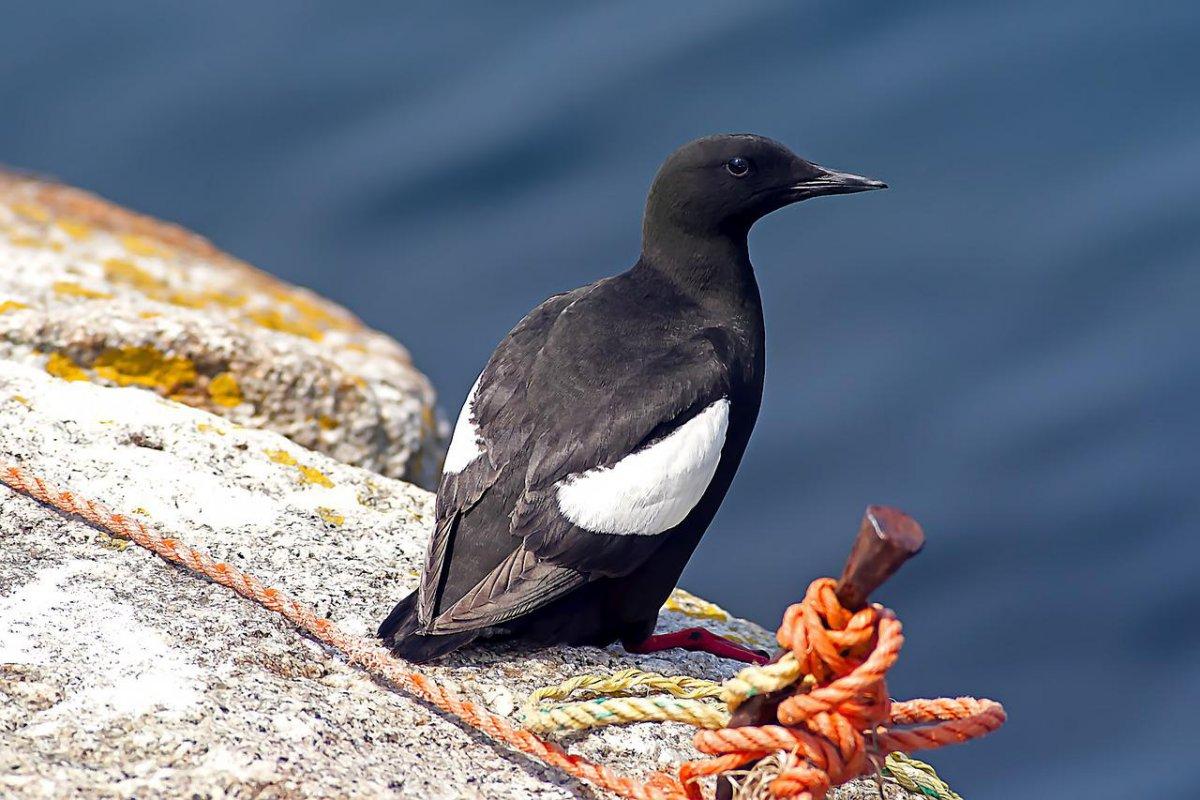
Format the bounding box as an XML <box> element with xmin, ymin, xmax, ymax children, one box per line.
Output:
<box><xmin>1</xmin><ymin>463</ymin><xmax>1003</xmax><ymax>800</ymax></box>
<box><xmin>677</xmin><ymin>578</ymin><xmax>1005</xmax><ymax>799</ymax></box>
<box><xmin>521</xmin><ymin>667</ymin><xmax>960</xmax><ymax>798</ymax></box>
<box><xmin>524</xmin><ymin>578</ymin><xmax>1003</xmax><ymax>799</ymax></box>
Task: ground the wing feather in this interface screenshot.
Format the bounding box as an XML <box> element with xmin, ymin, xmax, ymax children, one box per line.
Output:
<box><xmin>427</xmin><ymin>548</ymin><xmax>585</xmax><ymax>633</ymax></box>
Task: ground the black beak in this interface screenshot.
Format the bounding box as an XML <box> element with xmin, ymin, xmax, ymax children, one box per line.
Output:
<box><xmin>791</xmin><ymin>165</ymin><xmax>887</xmax><ymax>199</ymax></box>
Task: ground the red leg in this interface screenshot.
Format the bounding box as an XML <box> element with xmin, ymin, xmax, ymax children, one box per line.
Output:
<box><xmin>625</xmin><ymin>627</ymin><xmax>769</xmax><ymax>665</ymax></box>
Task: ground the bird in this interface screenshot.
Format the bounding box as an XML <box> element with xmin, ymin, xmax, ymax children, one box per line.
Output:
<box><xmin>379</xmin><ymin>134</ymin><xmax>885</xmax><ymax>664</ymax></box>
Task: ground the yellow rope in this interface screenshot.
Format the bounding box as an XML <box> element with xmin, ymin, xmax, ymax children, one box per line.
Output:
<box><xmin>522</xmin><ymin>666</ymin><xmax>962</xmax><ymax>798</ymax></box>
<box><xmin>882</xmin><ymin>752</ymin><xmax>962</xmax><ymax>800</ymax></box>
<box><xmin>663</xmin><ymin>588</ymin><xmax>731</xmax><ymax>621</ymax></box>
<box><xmin>520</xmin><ymin>668</ymin><xmax>730</xmax><ymax>732</ymax></box>
<box><xmin>721</xmin><ymin>653</ymin><xmax>808</xmax><ymax>711</ymax></box>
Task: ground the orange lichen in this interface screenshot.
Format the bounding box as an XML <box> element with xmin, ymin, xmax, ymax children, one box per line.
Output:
<box><xmin>316</xmin><ymin>414</ymin><xmax>339</xmax><ymax>430</ymax></box>
<box><xmin>207</xmin><ymin>372</ymin><xmax>243</xmax><ymax>407</ymax></box>
<box><xmin>92</xmin><ymin>346</ymin><xmax>197</xmax><ymax>393</ymax></box>
<box><xmin>0</xmin><ymin>300</ymin><xmax>29</xmax><ymax>314</ymax></box>
<box><xmin>316</xmin><ymin>507</ymin><xmax>345</xmax><ymax>526</ymax></box>
<box><xmin>45</xmin><ymin>352</ymin><xmax>89</xmax><ymax>382</ymax></box>
<box><xmin>53</xmin><ymin>281</ymin><xmax>112</xmax><ymax>300</ymax></box>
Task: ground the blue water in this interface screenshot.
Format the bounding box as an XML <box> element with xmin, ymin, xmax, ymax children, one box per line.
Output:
<box><xmin>3</xmin><ymin>2</ymin><xmax>1198</xmax><ymax>797</ymax></box>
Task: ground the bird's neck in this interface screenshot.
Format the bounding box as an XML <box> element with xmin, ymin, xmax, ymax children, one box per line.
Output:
<box><xmin>638</xmin><ymin>223</ymin><xmax>759</xmax><ymax>306</ymax></box>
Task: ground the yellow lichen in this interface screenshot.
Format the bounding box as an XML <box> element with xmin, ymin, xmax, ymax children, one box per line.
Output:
<box><xmin>55</xmin><ymin>218</ymin><xmax>91</xmax><ymax>240</ymax></box>
<box><xmin>246</xmin><ymin>309</ymin><xmax>324</xmax><ymax>341</ymax></box>
<box><xmin>662</xmin><ymin>588</ymin><xmax>730</xmax><ymax>622</ymax></box>
<box><xmin>205</xmin><ymin>291</ymin><xmax>247</xmax><ymax>308</ymax></box>
<box><xmin>316</xmin><ymin>414</ymin><xmax>339</xmax><ymax>430</ymax></box>
<box><xmin>95</xmin><ymin>531</ymin><xmax>130</xmax><ymax>551</ymax></box>
<box><xmin>297</xmin><ymin>465</ymin><xmax>334</xmax><ymax>488</ymax></box>
<box><xmin>165</xmin><ymin>290</ymin><xmax>207</xmax><ymax>309</ymax></box>
<box><xmin>196</xmin><ymin>422</ymin><xmax>227</xmax><ymax>435</ymax></box>
<box><xmin>342</xmin><ymin>342</ymin><xmax>368</xmax><ymax>354</ymax></box>
<box><xmin>120</xmin><ymin>233</ymin><xmax>166</xmax><ymax>258</ymax></box>
<box><xmin>316</xmin><ymin>507</ymin><xmax>345</xmax><ymax>526</ymax></box>
<box><xmin>92</xmin><ymin>346</ymin><xmax>197</xmax><ymax>393</ymax></box>
<box><xmin>264</xmin><ymin>448</ymin><xmax>296</xmax><ymax>465</ymax></box>
<box><xmin>264</xmin><ymin>448</ymin><xmax>334</xmax><ymax>488</ymax></box>
<box><xmin>265</xmin><ymin>448</ymin><xmax>298</xmax><ymax>466</ymax></box>
<box><xmin>45</xmin><ymin>352</ymin><xmax>89</xmax><ymax>382</ymax></box>
<box><xmin>10</xmin><ymin>202</ymin><xmax>49</xmax><ymax>223</ymax></box>
<box><xmin>138</xmin><ymin>311</ymin><xmax>161</xmax><ymax>319</ymax></box>
<box><xmin>207</xmin><ymin>372</ymin><xmax>243</xmax><ymax>407</ymax></box>
<box><xmin>53</xmin><ymin>281</ymin><xmax>112</xmax><ymax>300</ymax></box>
<box><xmin>11</xmin><ymin>394</ymin><xmax>31</xmax><ymax>408</ymax></box>
<box><xmin>9</xmin><ymin>234</ymin><xmax>61</xmax><ymax>250</ymax></box>
<box><xmin>104</xmin><ymin>258</ymin><xmax>163</xmax><ymax>292</ymax></box>
<box><xmin>274</xmin><ymin>290</ymin><xmax>357</xmax><ymax>332</ymax></box>
<box><xmin>0</xmin><ymin>300</ymin><xmax>29</xmax><ymax>314</ymax></box>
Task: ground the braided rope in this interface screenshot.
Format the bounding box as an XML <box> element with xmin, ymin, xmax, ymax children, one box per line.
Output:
<box><xmin>1</xmin><ymin>462</ymin><xmax>1004</xmax><ymax>800</ymax></box>
<box><xmin>521</xmin><ymin>668</ymin><xmax>730</xmax><ymax>733</ymax></box>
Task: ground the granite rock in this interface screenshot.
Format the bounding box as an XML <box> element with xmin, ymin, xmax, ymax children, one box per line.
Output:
<box><xmin>0</xmin><ymin>360</ymin><xmax>929</xmax><ymax>799</ymax></box>
<box><xmin>0</xmin><ymin>169</ymin><xmax>443</xmax><ymax>486</ymax></box>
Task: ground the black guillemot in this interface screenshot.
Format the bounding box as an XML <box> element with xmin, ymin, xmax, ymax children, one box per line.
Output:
<box><xmin>380</xmin><ymin>134</ymin><xmax>885</xmax><ymax>664</ymax></box>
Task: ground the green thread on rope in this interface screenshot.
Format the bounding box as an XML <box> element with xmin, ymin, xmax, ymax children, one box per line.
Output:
<box><xmin>882</xmin><ymin>752</ymin><xmax>962</xmax><ymax>800</ymax></box>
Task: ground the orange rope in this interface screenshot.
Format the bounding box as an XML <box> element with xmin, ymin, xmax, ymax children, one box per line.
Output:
<box><xmin>681</xmin><ymin>579</ymin><xmax>1005</xmax><ymax>798</ymax></box>
<box><xmin>1</xmin><ymin>463</ymin><xmax>1003</xmax><ymax>800</ymax></box>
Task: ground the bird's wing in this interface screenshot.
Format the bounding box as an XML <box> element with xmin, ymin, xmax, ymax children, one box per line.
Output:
<box><xmin>416</xmin><ymin>285</ymin><xmax>596</xmax><ymax>626</ymax></box>
<box><xmin>424</xmin><ymin>547</ymin><xmax>586</xmax><ymax>633</ymax></box>
<box><xmin>511</xmin><ymin>333</ymin><xmax>733</xmax><ymax>575</ymax></box>
<box><xmin>424</xmin><ymin>328</ymin><xmax>736</xmax><ymax>634</ymax></box>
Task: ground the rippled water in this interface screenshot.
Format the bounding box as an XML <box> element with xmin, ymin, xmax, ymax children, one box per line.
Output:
<box><xmin>3</xmin><ymin>2</ymin><xmax>1198</xmax><ymax>797</ymax></box>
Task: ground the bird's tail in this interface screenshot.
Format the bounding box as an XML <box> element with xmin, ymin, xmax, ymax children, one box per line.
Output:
<box><xmin>378</xmin><ymin>591</ymin><xmax>478</xmax><ymax>664</ymax></box>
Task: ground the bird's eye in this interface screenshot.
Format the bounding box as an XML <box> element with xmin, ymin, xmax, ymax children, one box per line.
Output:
<box><xmin>725</xmin><ymin>157</ymin><xmax>750</xmax><ymax>177</ymax></box>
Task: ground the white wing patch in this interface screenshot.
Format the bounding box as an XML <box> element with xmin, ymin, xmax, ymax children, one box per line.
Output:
<box><xmin>555</xmin><ymin>398</ymin><xmax>730</xmax><ymax>536</ymax></box>
<box><xmin>441</xmin><ymin>374</ymin><xmax>484</xmax><ymax>475</ymax></box>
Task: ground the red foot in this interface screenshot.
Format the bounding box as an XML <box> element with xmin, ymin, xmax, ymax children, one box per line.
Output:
<box><xmin>625</xmin><ymin>627</ymin><xmax>769</xmax><ymax>665</ymax></box>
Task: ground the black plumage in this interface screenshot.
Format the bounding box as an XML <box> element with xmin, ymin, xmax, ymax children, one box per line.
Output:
<box><xmin>380</xmin><ymin>134</ymin><xmax>884</xmax><ymax>663</ymax></box>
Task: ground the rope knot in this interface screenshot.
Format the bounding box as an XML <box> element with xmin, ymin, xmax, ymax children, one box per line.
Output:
<box><xmin>687</xmin><ymin>577</ymin><xmax>905</xmax><ymax>799</ymax></box>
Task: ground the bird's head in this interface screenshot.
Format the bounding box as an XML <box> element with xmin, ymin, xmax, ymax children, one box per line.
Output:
<box><xmin>644</xmin><ymin>134</ymin><xmax>886</xmax><ymax>240</ymax></box>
